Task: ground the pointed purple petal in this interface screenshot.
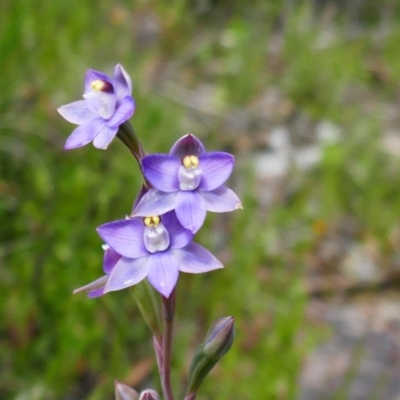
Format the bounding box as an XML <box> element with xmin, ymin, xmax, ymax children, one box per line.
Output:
<box><xmin>57</xmin><ymin>100</ymin><xmax>95</xmax><ymax>125</ymax></box>
<box><xmin>104</xmin><ymin>256</ymin><xmax>149</xmax><ymax>293</ymax></box>
<box><xmin>84</xmin><ymin>69</ymin><xmax>112</xmax><ymax>92</ymax></box>
<box><xmin>175</xmin><ymin>191</ymin><xmax>206</xmax><ymax>233</ymax></box>
<box><xmin>113</xmin><ymin>64</ymin><xmax>132</xmax><ymax>100</ymax></box>
<box><xmin>132</xmin><ymin>185</ymin><xmax>149</xmax><ymax>212</ymax></box>
<box><xmin>147</xmin><ymin>252</ymin><xmax>179</xmax><ymax>298</ymax></box>
<box><xmin>103</xmin><ymin>247</ymin><xmax>122</xmax><ymax>274</ymax></box>
<box><xmin>172</xmin><ymin>242</ymin><xmax>223</xmax><ymax>273</ymax></box>
<box><xmin>88</xmin><ymin>287</ymin><xmax>106</xmax><ymax>298</ymax></box>
<box><xmin>107</xmin><ymin>96</ymin><xmax>135</xmax><ymax>127</ymax></box>
<box><xmin>64</xmin><ymin>117</ymin><xmax>105</xmax><ymax>149</ymax></box>
<box><xmin>142</xmin><ymin>155</ymin><xmax>180</xmax><ymax>192</ymax></box>
<box><xmin>162</xmin><ymin>211</ymin><xmax>193</xmax><ymax>249</ymax></box>
<box><xmin>97</xmin><ymin>219</ymin><xmax>147</xmax><ymax>259</ymax></box>
<box><xmin>199</xmin><ymin>186</ymin><xmax>242</xmax><ymax>212</ymax></box>
<box><xmin>132</xmin><ymin>189</ymin><xmax>177</xmax><ymax>217</ymax></box>
<box><xmin>92</xmin><ymin>125</ymin><xmax>118</xmax><ymax>149</ymax></box>
<box><xmin>169</xmin><ymin>134</ymin><xmax>206</xmax><ymax>159</ymax></box>
<box><xmin>73</xmin><ymin>275</ymin><xmax>108</xmax><ymax>295</ymax></box>
<box><xmin>198</xmin><ymin>152</ymin><xmax>234</xmax><ymax>191</ymax></box>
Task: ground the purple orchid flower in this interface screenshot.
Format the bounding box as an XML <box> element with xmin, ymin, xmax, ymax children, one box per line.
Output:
<box><xmin>58</xmin><ymin>64</ymin><xmax>135</xmax><ymax>150</ymax></box>
<box><xmin>75</xmin><ymin>211</ymin><xmax>222</xmax><ymax>298</ymax></box>
<box><xmin>132</xmin><ymin>134</ymin><xmax>242</xmax><ymax>233</ymax></box>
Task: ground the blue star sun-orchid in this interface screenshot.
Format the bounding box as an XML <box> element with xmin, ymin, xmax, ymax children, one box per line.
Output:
<box><xmin>58</xmin><ymin>64</ymin><xmax>135</xmax><ymax>150</ymax></box>
<box><xmin>76</xmin><ymin>211</ymin><xmax>222</xmax><ymax>298</ymax></box>
<box><xmin>132</xmin><ymin>134</ymin><xmax>242</xmax><ymax>233</ymax></box>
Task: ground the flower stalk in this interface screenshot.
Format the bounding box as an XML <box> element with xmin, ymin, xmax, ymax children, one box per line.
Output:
<box><xmin>160</xmin><ymin>290</ymin><xmax>176</xmax><ymax>400</ymax></box>
<box><xmin>131</xmin><ymin>280</ymin><xmax>163</xmax><ymax>343</ymax></box>
<box><xmin>117</xmin><ymin>121</ymin><xmax>145</xmax><ymax>165</ymax></box>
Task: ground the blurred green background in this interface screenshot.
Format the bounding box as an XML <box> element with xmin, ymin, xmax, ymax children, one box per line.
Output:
<box><xmin>2</xmin><ymin>0</ymin><xmax>400</xmax><ymax>399</ymax></box>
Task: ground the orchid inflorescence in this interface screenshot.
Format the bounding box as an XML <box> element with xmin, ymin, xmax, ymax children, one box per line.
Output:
<box><xmin>59</xmin><ymin>64</ymin><xmax>241</xmax><ymax>400</ymax></box>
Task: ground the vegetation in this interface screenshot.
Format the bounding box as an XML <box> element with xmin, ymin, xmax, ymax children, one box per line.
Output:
<box><xmin>2</xmin><ymin>1</ymin><xmax>400</xmax><ymax>398</ymax></box>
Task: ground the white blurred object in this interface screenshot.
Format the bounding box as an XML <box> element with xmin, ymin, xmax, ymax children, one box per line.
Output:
<box><xmin>316</xmin><ymin>120</ymin><xmax>342</xmax><ymax>146</ymax></box>
<box><xmin>341</xmin><ymin>243</ymin><xmax>382</xmax><ymax>284</ymax></box>
<box><xmin>294</xmin><ymin>146</ymin><xmax>322</xmax><ymax>170</ymax></box>
<box><xmin>381</xmin><ymin>131</ymin><xmax>400</xmax><ymax>156</ymax></box>
<box><xmin>254</xmin><ymin>126</ymin><xmax>291</xmax><ymax>180</ymax></box>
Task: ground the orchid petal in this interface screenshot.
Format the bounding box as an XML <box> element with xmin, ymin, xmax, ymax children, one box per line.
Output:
<box><xmin>142</xmin><ymin>155</ymin><xmax>180</xmax><ymax>192</ymax></box>
<box><xmin>84</xmin><ymin>90</ymin><xmax>116</xmax><ymax>119</ymax></box>
<box><xmin>103</xmin><ymin>247</ymin><xmax>122</xmax><ymax>274</ymax></box>
<box><xmin>73</xmin><ymin>275</ymin><xmax>108</xmax><ymax>295</ymax></box>
<box><xmin>97</xmin><ymin>219</ymin><xmax>147</xmax><ymax>259</ymax></box>
<box><xmin>113</xmin><ymin>64</ymin><xmax>132</xmax><ymax>100</ymax></box>
<box><xmin>162</xmin><ymin>211</ymin><xmax>193</xmax><ymax>249</ymax></box>
<box><xmin>93</xmin><ymin>125</ymin><xmax>118</xmax><ymax>149</ymax></box>
<box><xmin>88</xmin><ymin>287</ymin><xmax>106</xmax><ymax>298</ymax></box>
<box><xmin>64</xmin><ymin>118</ymin><xmax>105</xmax><ymax>150</ymax></box>
<box><xmin>132</xmin><ymin>185</ymin><xmax>149</xmax><ymax>212</ymax></box>
<box><xmin>199</xmin><ymin>186</ymin><xmax>242</xmax><ymax>212</ymax></box>
<box><xmin>133</xmin><ymin>189</ymin><xmax>177</xmax><ymax>217</ymax></box>
<box><xmin>104</xmin><ymin>256</ymin><xmax>149</xmax><ymax>293</ymax></box>
<box><xmin>57</xmin><ymin>100</ymin><xmax>96</xmax><ymax>124</ymax></box>
<box><xmin>175</xmin><ymin>191</ymin><xmax>206</xmax><ymax>233</ymax></box>
<box><xmin>172</xmin><ymin>242</ymin><xmax>223</xmax><ymax>273</ymax></box>
<box><xmin>169</xmin><ymin>134</ymin><xmax>206</xmax><ymax>159</ymax></box>
<box><xmin>198</xmin><ymin>152</ymin><xmax>235</xmax><ymax>191</ymax></box>
<box><xmin>147</xmin><ymin>252</ymin><xmax>179</xmax><ymax>298</ymax></box>
<box><xmin>107</xmin><ymin>96</ymin><xmax>135</xmax><ymax>127</ymax></box>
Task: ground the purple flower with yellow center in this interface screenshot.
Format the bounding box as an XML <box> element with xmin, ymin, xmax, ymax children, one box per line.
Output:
<box><xmin>58</xmin><ymin>64</ymin><xmax>135</xmax><ymax>150</ymax></box>
<box><xmin>132</xmin><ymin>134</ymin><xmax>242</xmax><ymax>233</ymax></box>
<box><xmin>75</xmin><ymin>211</ymin><xmax>222</xmax><ymax>298</ymax></box>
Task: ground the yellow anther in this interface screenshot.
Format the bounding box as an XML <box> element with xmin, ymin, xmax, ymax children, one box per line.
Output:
<box><xmin>144</xmin><ymin>216</ymin><xmax>160</xmax><ymax>227</ymax></box>
<box><xmin>182</xmin><ymin>155</ymin><xmax>199</xmax><ymax>169</ymax></box>
<box><xmin>91</xmin><ymin>80</ymin><xmax>107</xmax><ymax>91</ymax></box>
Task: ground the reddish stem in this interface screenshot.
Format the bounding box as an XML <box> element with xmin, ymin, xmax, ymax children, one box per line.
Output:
<box><xmin>160</xmin><ymin>290</ymin><xmax>176</xmax><ymax>400</ymax></box>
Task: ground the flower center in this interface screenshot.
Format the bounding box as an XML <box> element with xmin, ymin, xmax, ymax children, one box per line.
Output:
<box><xmin>178</xmin><ymin>155</ymin><xmax>202</xmax><ymax>191</ymax></box>
<box><xmin>182</xmin><ymin>155</ymin><xmax>199</xmax><ymax>169</ymax></box>
<box><xmin>91</xmin><ymin>79</ymin><xmax>113</xmax><ymax>92</ymax></box>
<box><xmin>84</xmin><ymin>79</ymin><xmax>116</xmax><ymax>119</ymax></box>
<box><xmin>143</xmin><ymin>216</ymin><xmax>170</xmax><ymax>253</ymax></box>
<box><xmin>144</xmin><ymin>216</ymin><xmax>160</xmax><ymax>227</ymax></box>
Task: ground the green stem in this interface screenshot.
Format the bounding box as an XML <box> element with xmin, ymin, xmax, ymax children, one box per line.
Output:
<box><xmin>117</xmin><ymin>121</ymin><xmax>144</xmax><ymax>159</ymax></box>
<box><xmin>131</xmin><ymin>280</ymin><xmax>162</xmax><ymax>343</ymax></box>
<box><xmin>116</xmin><ymin>121</ymin><xmax>151</xmax><ymax>189</ymax></box>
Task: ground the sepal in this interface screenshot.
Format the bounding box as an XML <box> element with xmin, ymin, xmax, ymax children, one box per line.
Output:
<box><xmin>115</xmin><ymin>381</ymin><xmax>139</xmax><ymax>400</ymax></box>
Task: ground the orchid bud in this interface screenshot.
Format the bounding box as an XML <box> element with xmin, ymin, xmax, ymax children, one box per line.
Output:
<box><xmin>187</xmin><ymin>316</ymin><xmax>235</xmax><ymax>394</ymax></box>
<box><xmin>203</xmin><ymin>316</ymin><xmax>235</xmax><ymax>360</ymax></box>
<box><xmin>138</xmin><ymin>389</ymin><xmax>160</xmax><ymax>400</ymax></box>
<box><xmin>115</xmin><ymin>381</ymin><xmax>139</xmax><ymax>400</ymax></box>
